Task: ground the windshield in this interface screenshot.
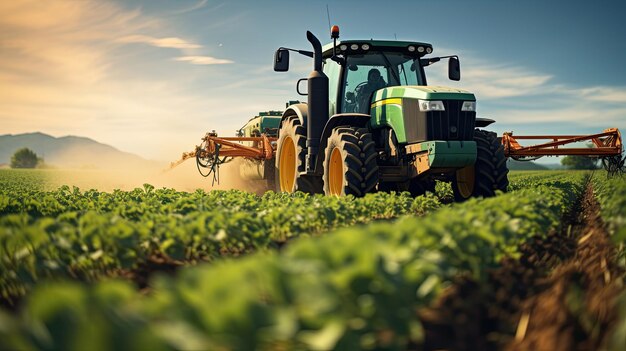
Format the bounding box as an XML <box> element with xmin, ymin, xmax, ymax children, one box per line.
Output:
<box><xmin>342</xmin><ymin>52</ymin><xmax>422</xmax><ymax>113</ymax></box>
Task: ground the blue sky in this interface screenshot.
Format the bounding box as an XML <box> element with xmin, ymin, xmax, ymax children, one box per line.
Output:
<box><xmin>1</xmin><ymin>0</ymin><xmax>625</xmax><ymax>162</ymax></box>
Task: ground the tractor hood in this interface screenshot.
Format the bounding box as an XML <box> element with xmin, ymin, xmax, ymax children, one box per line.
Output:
<box><xmin>372</xmin><ymin>85</ymin><xmax>475</xmax><ymax>102</ymax></box>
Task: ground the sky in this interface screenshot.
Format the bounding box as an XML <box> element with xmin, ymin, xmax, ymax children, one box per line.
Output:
<box><xmin>1</xmin><ymin>0</ymin><xmax>625</xmax><ymax>163</ymax></box>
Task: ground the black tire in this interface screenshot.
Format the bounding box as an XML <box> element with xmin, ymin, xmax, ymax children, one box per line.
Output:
<box><xmin>452</xmin><ymin>129</ymin><xmax>509</xmax><ymax>201</ymax></box>
<box><xmin>322</xmin><ymin>126</ymin><xmax>379</xmax><ymax>196</ymax></box>
<box><xmin>274</xmin><ymin>116</ymin><xmax>322</xmax><ymax>194</ymax></box>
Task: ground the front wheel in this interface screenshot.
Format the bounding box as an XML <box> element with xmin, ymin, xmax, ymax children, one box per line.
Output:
<box><xmin>452</xmin><ymin>129</ymin><xmax>509</xmax><ymax>201</ymax></box>
<box><xmin>322</xmin><ymin>127</ymin><xmax>378</xmax><ymax>196</ymax></box>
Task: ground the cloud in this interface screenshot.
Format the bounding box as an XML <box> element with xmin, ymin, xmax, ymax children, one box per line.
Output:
<box><xmin>170</xmin><ymin>0</ymin><xmax>209</xmax><ymax>15</ymax></box>
<box><xmin>0</xmin><ymin>0</ymin><xmax>160</xmax><ymax>85</ymax></box>
<box><xmin>576</xmin><ymin>86</ymin><xmax>626</xmax><ymax>103</ymax></box>
<box><xmin>427</xmin><ymin>62</ymin><xmax>554</xmax><ymax>99</ymax></box>
<box><xmin>118</xmin><ymin>34</ymin><xmax>201</xmax><ymax>49</ymax></box>
<box><xmin>117</xmin><ymin>35</ymin><xmax>233</xmax><ymax>65</ymax></box>
<box><xmin>174</xmin><ymin>56</ymin><xmax>234</xmax><ymax>65</ymax></box>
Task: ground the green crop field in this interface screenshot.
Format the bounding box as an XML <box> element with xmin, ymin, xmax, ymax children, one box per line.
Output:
<box><xmin>1</xmin><ymin>169</ymin><xmax>625</xmax><ymax>350</ymax></box>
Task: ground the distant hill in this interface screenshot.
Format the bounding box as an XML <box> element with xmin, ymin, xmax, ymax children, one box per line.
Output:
<box><xmin>0</xmin><ymin>132</ymin><xmax>160</xmax><ymax>169</ymax></box>
<box><xmin>506</xmin><ymin>159</ymin><xmax>549</xmax><ymax>171</ymax></box>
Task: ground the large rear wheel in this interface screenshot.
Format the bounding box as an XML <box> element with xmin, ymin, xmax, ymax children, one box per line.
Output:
<box><xmin>452</xmin><ymin>129</ymin><xmax>509</xmax><ymax>201</ymax></box>
<box><xmin>322</xmin><ymin>127</ymin><xmax>378</xmax><ymax>196</ymax></box>
<box><xmin>275</xmin><ymin>116</ymin><xmax>322</xmax><ymax>193</ymax></box>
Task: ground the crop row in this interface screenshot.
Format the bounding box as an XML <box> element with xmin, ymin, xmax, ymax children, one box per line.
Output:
<box><xmin>0</xmin><ymin>172</ymin><xmax>588</xmax><ymax>350</ymax></box>
<box><xmin>591</xmin><ymin>175</ymin><xmax>626</xmax><ymax>245</ymax></box>
<box><xmin>591</xmin><ymin>174</ymin><xmax>626</xmax><ymax>349</ymax></box>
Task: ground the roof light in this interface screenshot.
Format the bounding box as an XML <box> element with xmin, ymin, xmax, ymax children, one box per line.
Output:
<box><xmin>331</xmin><ymin>25</ymin><xmax>340</xmax><ymax>39</ymax></box>
<box><xmin>407</xmin><ymin>45</ymin><xmax>416</xmax><ymax>52</ymax></box>
<box><xmin>339</xmin><ymin>44</ymin><xmax>348</xmax><ymax>51</ymax></box>
<box><xmin>417</xmin><ymin>46</ymin><xmax>425</xmax><ymax>53</ymax></box>
<box><xmin>426</xmin><ymin>47</ymin><xmax>432</xmax><ymax>54</ymax></box>
<box><xmin>361</xmin><ymin>44</ymin><xmax>370</xmax><ymax>50</ymax></box>
<box><xmin>350</xmin><ymin>44</ymin><xmax>359</xmax><ymax>50</ymax></box>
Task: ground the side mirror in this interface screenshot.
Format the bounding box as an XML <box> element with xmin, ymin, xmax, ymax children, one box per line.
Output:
<box><xmin>448</xmin><ymin>57</ymin><xmax>460</xmax><ymax>81</ymax></box>
<box><xmin>296</xmin><ymin>78</ymin><xmax>308</xmax><ymax>96</ymax></box>
<box><xmin>274</xmin><ymin>49</ymin><xmax>289</xmax><ymax>72</ymax></box>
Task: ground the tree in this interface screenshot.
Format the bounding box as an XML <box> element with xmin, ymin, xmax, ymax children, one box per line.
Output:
<box><xmin>10</xmin><ymin>148</ymin><xmax>39</xmax><ymax>168</ymax></box>
<box><xmin>561</xmin><ymin>155</ymin><xmax>598</xmax><ymax>170</ymax></box>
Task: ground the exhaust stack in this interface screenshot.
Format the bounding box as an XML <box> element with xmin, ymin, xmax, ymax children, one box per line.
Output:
<box><xmin>305</xmin><ymin>31</ymin><xmax>329</xmax><ymax>172</ymax></box>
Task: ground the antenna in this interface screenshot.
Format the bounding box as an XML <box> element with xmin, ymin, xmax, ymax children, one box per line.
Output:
<box><xmin>326</xmin><ymin>4</ymin><xmax>331</xmax><ymax>29</ymax></box>
<box><xmin>394</xmin><ymin>33</ymin><xmax>397</xmax><ymax>40</ymax></box>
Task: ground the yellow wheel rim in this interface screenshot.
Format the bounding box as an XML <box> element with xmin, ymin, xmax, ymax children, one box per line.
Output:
<box><xmin>456</xmin><ymin>166</ymin><xmax>475</xmax><ymax>199</ymax></box>
<box><xmin>279</xmin><ymin>136</ymin><xmax>296</xmax><ymax>192</ymax></box>
<box><xmin>328</xmin><ymin>148</ymin><xmax>344</xmax><ymax>196</ymax></box>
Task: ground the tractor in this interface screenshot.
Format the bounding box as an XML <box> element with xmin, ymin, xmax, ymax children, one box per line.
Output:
<box><xmin>272</xmin><ymin>26</ymin><xmax>506</xmax><ymax>201</ymax></box>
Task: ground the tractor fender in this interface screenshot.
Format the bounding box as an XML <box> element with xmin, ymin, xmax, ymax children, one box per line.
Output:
<box><xmin>314</xmin><ymin>113</ymin><xmax>372</xmax><ymax>173</ymax></box>
<box><xmin>280</xmin><ymin>103</ymin><xmax>308</xmax><ymax>129</ymax></box>
<box><xmin>476</xmin><ymin>117</ymin><xmax>495</xmax><ymax>128</ymax></box>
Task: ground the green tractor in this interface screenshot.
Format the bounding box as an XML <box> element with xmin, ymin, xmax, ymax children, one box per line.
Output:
<box><xmin>272</xmin><ymin>27</ymin><xmax>508</xmax><ymax>200</ymax></box>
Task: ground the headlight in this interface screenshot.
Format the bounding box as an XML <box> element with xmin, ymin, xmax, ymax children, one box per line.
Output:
<box><xmin>418</xmin><ymin>100</ymin><xmax>445</xmax><ymax>111</ymax></box>
<box><xmin>461</xmin><ymin>101</ymin><xmax>476</xmax><ymax>112</ymax></box>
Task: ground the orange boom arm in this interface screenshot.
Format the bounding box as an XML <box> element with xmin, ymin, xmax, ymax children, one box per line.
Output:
<box><xmin>501</xmin><ymin>128</ymin><xmax>622</xmax><ymax>158</ymax></box>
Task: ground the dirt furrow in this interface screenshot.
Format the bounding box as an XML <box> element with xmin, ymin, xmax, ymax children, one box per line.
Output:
<box><xmin>418</xmin><ymin>179</ymin><xmax>624</xmax><ymax>351</ymax></box>
<box><xmin>507</xmin><ymin>182</ymin><xmax>624</xmax><ymax>351</ymax></box>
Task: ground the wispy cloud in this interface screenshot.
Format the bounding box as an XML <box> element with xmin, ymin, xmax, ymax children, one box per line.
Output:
<box><xmin>462</xmin><ymin>67</ymin><xmax>553</xmax><ymax>98</ymax></box>
<box><xmin>170</xmin><ymin>0</ymin><xmax>209</xmax><ymax>15</ymax></box>
<box><xmin>0</xmin><ymin>0</ymin><xmax>154</xmax><ymax>85</ymax></box>
<box><xmin>576</xmin><ymin>86</ymin><xmax>626</xmax><ymax>103</ymax></box>
<box><xmin>118</xmin><ymin>34</ymin><xmax>201</xmax><ymax>49</ymax></box>
<box><xmin>117</xmin><ymin>34</ymin><xmax>233</xmax><ymax>65</ymax></box>
<box><xmin>174</xmin><ymin>56</ymin><xmax>234</xmax><ymax>65</ymax></box>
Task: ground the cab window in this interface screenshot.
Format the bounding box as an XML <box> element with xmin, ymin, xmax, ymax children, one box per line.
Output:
<box><xmin>341</xmin><ymin>52</ymin><xmax>421</xmax><ymax>114</ymax></box>
<box><xmin>322</xmin><ymin>59</ymin><xmax>341</xmax><ymax>117</ymax></box>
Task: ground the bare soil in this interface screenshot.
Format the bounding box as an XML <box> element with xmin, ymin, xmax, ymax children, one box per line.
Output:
<box><xmin>417</xmin><ymin>181</ymin><xmax>624</xmax><ymax>351</ymax></box>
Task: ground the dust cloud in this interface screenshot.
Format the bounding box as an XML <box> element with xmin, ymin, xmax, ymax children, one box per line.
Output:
<box><xmin>42</xmin><ymin>158</ymin><xmax>273</xmax><ymax>194</ymax></box>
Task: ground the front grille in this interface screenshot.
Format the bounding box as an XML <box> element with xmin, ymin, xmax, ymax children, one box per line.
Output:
<box><xmin>402</xmin><ymin>99</ymin><xmax>475</xmax><ymax>143</ymax></box>
<box><xmin>427</xmin><ymin>100</ymin><xmax>476</xmax><ymax>141</ymax></box>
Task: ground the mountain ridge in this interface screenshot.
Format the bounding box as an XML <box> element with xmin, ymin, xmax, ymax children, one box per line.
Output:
<box><xmin>0</xmin><ymin>132</ymin><xmax>160</xmax><ymax>169</ymax></box>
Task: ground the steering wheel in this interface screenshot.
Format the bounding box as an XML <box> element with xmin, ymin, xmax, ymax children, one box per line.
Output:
<box><xmin>354</xmin><ymin>81</ymin><xmax>368</xmax><ymax>96</ymax></box>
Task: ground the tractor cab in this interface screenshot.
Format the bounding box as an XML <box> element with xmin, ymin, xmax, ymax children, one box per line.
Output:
<box><xmin>319</xmin><ymin>39</ymin><xmax>462</xmax><ymax>120</ymax></box>
<box><xmin>320</xmin><ymin>40</ymin><xmax>432</xmax><ymax>115</ymax></box>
